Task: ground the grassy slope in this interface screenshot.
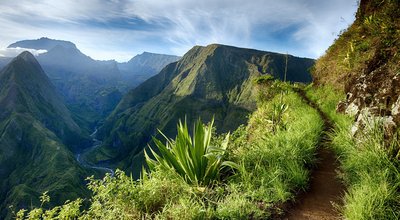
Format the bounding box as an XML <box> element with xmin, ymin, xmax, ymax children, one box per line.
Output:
<box><xmin>95</xmin><ymin>44</ymin><xmax>314</xmax><ymax>176</ymax></box>
<box><xmin>308</xmin><ymin>0</ymin><xmax>400</xmax><ymax>218</ymax></box>
<box><xmin>0</xmin><ymin>113</ymin><xmax>89</xmax><ymax>219</ymax></box>
<box><xmin>306</xmin><ymin>85</ymin><xmax>400</xmax><ymax>219</ymax></box>
<box><xmin>16</xmin><ymin>84</ymin><xmax>324</xmax><ymax>219</ymax></box>
<box><xmin>313</xmin><ymin>0</ymin><xmax>400</xmax><ymax>91</ymax></box>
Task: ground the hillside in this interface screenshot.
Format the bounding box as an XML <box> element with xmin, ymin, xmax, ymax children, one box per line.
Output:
<box><xmin>309</xmin><ymin>0</ymin><xmax>400</xmax><ymax>218</ymax></box>
<box><xmin>8</xmin><ymin>38</ymin><xmax>124</xmax><ymax>128</ymax></box>
<box><xmin>0</xmin><ymin>52</ymin><xmax>90</xmax><ymax>218</ymax></box>
<box><xmin>0</xmin><ymin>51</ymin><xmax>89</xmax><ymax>150</ymax></box>
<box><xmin>313</xmin><ymin>0</ymin><xmax>400</xmax><ymax>133</ymax></box>
<box><xmin>96</xmin><ymin>44</ymin><xmax>314</xmax><ymax>173</ymax></box>
<box><xmin>6</xmin><ymin>38</ymin><xmax>181</xmax><ymax>128</ymax></box>
<box><xmin>9</xmin><ymin>1</ymin><xmax>400</xmax><ymax>219</ymax></box>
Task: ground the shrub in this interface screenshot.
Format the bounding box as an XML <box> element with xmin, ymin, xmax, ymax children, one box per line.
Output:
<box><xmin>145</xmin><ymin>119</ymin><xmax>239</xmax><ymax>186</ymax></box>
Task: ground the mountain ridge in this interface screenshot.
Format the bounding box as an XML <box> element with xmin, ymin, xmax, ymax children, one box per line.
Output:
<box><xmin>95</xmin><ymin>44</ymin><xmax>314</xmax><ymax>174</ymax></box>
<box><xmin>0</xmin><ymin>51</ymin><xmax>90</xmax><ymax>218</ymax></box>
<box><xmin>5</xmin><ymin>38</ymin><xmax>182</xmax><ymax>128</ymax></box>
<box><xmin>0</xmin><ymin>51</ymin><xmax>89</xmax><ymax>149</ymax></box>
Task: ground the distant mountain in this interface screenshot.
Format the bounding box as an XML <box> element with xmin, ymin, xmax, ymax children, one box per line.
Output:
<box><xmin>96</xmin><ymin>44</ymin><xmax>314</xmax><ymax>174</ymax></box>
<box><xmin>8</xmin><ymin>38</ymin><xmax>124</xmax><ymax>128</ymax></box>
<box><xmin>0</xmin><ymin>52</ymin><xmax>90</xmax><ymax>218</ymax></box>
<box><xmin>7</xmin><ymin>38</ymin><xmax>180</xmax><ymax>128</ymax></box>
<box><xmin>118</xmin><ymin>52</ymin><xmax>181</xmax><ymax>87</ymax></box>
<box><xmin>8</xmin><ymin>37</ymin><xmax>76</xmax><ymax>50</ymax></box>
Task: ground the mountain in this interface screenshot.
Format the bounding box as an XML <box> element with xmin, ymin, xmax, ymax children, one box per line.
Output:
<box><xmin>118</xmin><ymin>52</ymin><xmax>181</xmax><ymax>87</ymax></box>
<box><xmin>8</xmin><ymin>38</ymin><xmax>124</xmax><ymax>128</ymax></box>
<box><xmin>0</xmin><ymin>52</ymin><xmax>90</xmax><ymax>218</ymax></box>
<box><xmin>8</xmin><ymin>37</ymin><xmax>76</xmax><ymax>50</ymax></box>
<box><xmin>0</xmin><ymin>57</ymin><xmax>12</xmax><ymax>70</ymax></box>
<box><xmin>38</xmin><ymin>45</ymin><xmax>123</xmax><ymax>126</ymax></box>
<box><xmin>0</xmin><ymin>51</ymin><xmax>89</xmax><ymax>149</ymax></box>
<box><xmin>7</xmin><ymin>38</ymin><xmax>180</xmax><ymax>128</ymax></box>
<box><xmin>95</xmin><ymin>44</ymin><xmax>314</xmax><ymax>174</ymax></box>
<box><xmin>313</xmin><ymin>0</ymin><xmax>400</xmax><ymax>133</ymax></box>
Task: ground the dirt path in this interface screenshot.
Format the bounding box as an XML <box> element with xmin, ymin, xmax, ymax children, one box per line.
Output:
<box><xmin>283</xmin><ymin>89</ymin><xmax>344</xmax><ymax>220</ymax></box>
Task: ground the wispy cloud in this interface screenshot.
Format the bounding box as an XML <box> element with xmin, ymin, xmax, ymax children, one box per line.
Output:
<box><xmin>0</xmin><ymin>0</ymin><xmax>358</xmax><ymax>61</ymax></box>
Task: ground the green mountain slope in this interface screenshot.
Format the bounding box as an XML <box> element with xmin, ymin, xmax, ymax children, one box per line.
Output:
<box><xmin>313</xmin><ymin>0</ymin><xmax>400</xmax><ymax>131</ymax></box>
<box><xmin>8</xmin><ymin>39</ymin><xmax>124</xmax><ymax>129</ymax></box>
<box><xmin>96</xmin><ymin>44</ymin><xmax>314</xmax><ymax>173</ymax></box>
<box><xmin>7</xmin><ymin>38</ymin><xmax>181</xmax><ymax>129</ymax></box>
<box><xmin>0</xmin><ymin>52</ymin><xmax>89</xmax><ymax>219</ymax></box>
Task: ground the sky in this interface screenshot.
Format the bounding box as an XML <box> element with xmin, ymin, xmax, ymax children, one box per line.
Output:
<box><xmin>0</xmin><ymin>0</ymin><xmax>359</xmax><ymax>62</ymax></box>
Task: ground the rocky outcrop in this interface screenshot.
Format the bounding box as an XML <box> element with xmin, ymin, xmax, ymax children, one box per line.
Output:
<box><xmin>337</xmin><ymin>63</ymin><xmax>400</xmax><ymax>136</ymax></box>
<box><xmin>314</xmin><ymin>0</ymin><xmax>400</xmax><ymax>136</ymax></box>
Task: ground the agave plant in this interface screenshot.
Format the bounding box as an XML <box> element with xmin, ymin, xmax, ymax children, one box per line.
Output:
<box><xmin>271</xmin><ymin>102</ymin><xmax>288</xmax><ymax>133</ymax></box>
<box><xmin>145</xmin><ymin>119</ymin><xmax>238</xmax><ymax>186</ymax></box>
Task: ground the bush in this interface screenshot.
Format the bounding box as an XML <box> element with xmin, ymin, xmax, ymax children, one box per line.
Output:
<box><xmin>145</xmin><ymin>119</ymin><xmax>238</xmax><ymax>186</ymax></box>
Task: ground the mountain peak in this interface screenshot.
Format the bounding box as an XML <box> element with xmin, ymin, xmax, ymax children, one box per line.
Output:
<box><xmin>0</xmin><ymin>51</ymin><xmax>86</xmax><ymax>148</ymax></box>
<box><xmin>1</xmin><ymin>51</ymin><xmax>47</xmax><ymax>96</ymax></box>
<box><xmin>16</xmin><ymin>51</ymin><xmax>36</xmax><ymax>62</ymax></box>
<box><xmin>8</xmin><ymin>37</ymin><xmax>77</xmax><ymax>51</ymax></box>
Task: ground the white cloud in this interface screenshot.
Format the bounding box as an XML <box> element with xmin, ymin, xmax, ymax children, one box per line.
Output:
<box><xmin>0</xmin><ymin>0</ymin><xmax>359</xmax><ymax>61</ymax></box>
<box><xmin>0</xmin><ymin>47</ymin><xmax>47</xmax><ymax>57</ymax></box>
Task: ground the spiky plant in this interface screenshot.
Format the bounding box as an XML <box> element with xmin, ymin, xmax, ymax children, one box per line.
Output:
<box><xmin>145</xmin><ymin>119</ymin><xmax>238</xmax><ymax>186</ymax></box>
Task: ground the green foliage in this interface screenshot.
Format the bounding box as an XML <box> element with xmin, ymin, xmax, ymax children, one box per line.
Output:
<box><xmin>98</xmin><ymin>44</ymin><xmax>314</xmax><ymax>174</ymax></box>
<box><xmin>332</xmin><ymin>118</ymin><xmax>400</xmax><ymax>220</ymax></box>
<box><xmin>232</xmin><ymin>92</ymin><xmax>322</xmax><ymax>205</ymax></box>
<box><xmin>15</xmin><ymin>84</ymin><xmax>324</xmax><ymax>219</ymax></box>
<box><xmin>145</xmin><ymin>119</ymin><xmax>238</xmax><ymax>186</ymax></box>
<box><xmin>313</xmin><ymin>0</ymin><xmax>400</xmax><ymax>90</ymax></box>
<box><xmin>270</xmin><ymin>102</ymin><xmax>288</xmax><ymax>133</ymax></box>
<box><xmin>216</xmin><ymin>192</ymin><xmax>266</xmax><ymax>219</ymax></box>
<box><xmin>253</xmin><ymin>74</ymin><xmax>274</xmax><ymax>85</ymax></box>
<box><xmin>306</xmin><ymin>85</ymin><xmax>400</xmax><ymax>219</ymax></box>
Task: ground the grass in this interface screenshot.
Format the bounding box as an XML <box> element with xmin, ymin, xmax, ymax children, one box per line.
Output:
<box><xmin>14</xmin><ymin>85</ymin><xmax>323</xmax><ymax>219</ymax></box>
<box><xmin>306</xmin><ymin>85</ymin><xmax>400</xmax><ymax>220</ymax></box>
<box><xmin>312</xmin><ymin>0</ymin><xmax>400</xmax><ymax>91</ymax></box>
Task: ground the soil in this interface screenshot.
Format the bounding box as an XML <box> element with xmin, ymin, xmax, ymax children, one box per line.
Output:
<box><xmin>281</xmin><ymin>89</ymin><xmax>345</xmax><ymax>220</ymax></box>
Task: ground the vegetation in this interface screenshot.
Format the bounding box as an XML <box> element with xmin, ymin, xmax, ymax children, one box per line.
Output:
<box><xmin>313</xmin><ymin>0</ymin><xmax>400</xmax><ymax>90</ymax></box>
<box><xmin>306</xmin><ymin>85</ymin><xmax>400</xmax><ymax>219</ymax></box>
<box><xmin>14</xmin><ymin>83</ymin><xmax>323</xmax><ymax>219</ymax></box>
<box><xmin>145</xmin><ymin>119</ymin><xmax>238</xmax><ymax>186</ymax></box>
<box><xmin>95</xmin><ymin>44</ymin><xmax>314</xmax><ymax>175</ymax></box>
<box><xmin>0</xmin><ymin>52</ymin><xmax>90</xmax><ymax>219</ymax></box>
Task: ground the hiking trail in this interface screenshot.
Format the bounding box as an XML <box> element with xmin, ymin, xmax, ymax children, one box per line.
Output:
<box><xmin>283</xmin><ymin>89</ymin><xmax>345</xmax><ymax>220</ymax></box>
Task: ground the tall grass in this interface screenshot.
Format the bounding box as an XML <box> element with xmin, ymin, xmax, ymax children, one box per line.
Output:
<box><xmin>15</xmin><ymin>86</ymin><xmax>324</xmax><ymax>219</ymax></box>
<box><xmin>221</xmin><ymin>89</ymin><xmax>323</xmax><ymax>217</ymax></box>
<box><xmin>306</xmin><ymin>85</ymin><xmax>400</xmax><ymax>219</ymax></box>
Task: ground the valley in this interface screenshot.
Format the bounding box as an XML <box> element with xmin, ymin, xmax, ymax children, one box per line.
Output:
<box><xmin>75</xmin><ymin>128</ymin><xmax>114</xmax><ymax>177</ymax></box>
<box><xmin>1</xmin><ymin>0</ymin><xmax>400</xmax><ymax>219</ymax></box>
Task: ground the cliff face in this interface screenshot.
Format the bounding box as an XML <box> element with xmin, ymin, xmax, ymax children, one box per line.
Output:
<box><xmin>313</xmin><ymin>0</ymin><xmax>400</xmax><ymax>135</ymax></box>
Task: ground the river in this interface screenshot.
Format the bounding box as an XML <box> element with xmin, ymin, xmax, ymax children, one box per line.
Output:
<box><xmin>76</xmin><ymin>128</ymin><xmax>115</xmax><ymax>177</ymax></box>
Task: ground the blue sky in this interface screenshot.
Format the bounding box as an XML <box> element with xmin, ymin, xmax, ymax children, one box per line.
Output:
<box><xmin>0</xmin><ymin>0</ymin><xmax>358</xmax><ymax>62</ymax></box>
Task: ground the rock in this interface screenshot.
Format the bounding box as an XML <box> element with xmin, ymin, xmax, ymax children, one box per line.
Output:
<box><xmin>346</xmin><ymin>102</ymin><xmax>359</xmax><ymax>116</ymax></box>
<box><xmin>336</xmin><ymin>101</ymin><xmax>348</xmax><ymax>113</ymax></box>
<box><xmin>391</xmin><ymin>96</ymin><xmax>400</xmax><ymax>115</ymax></box>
